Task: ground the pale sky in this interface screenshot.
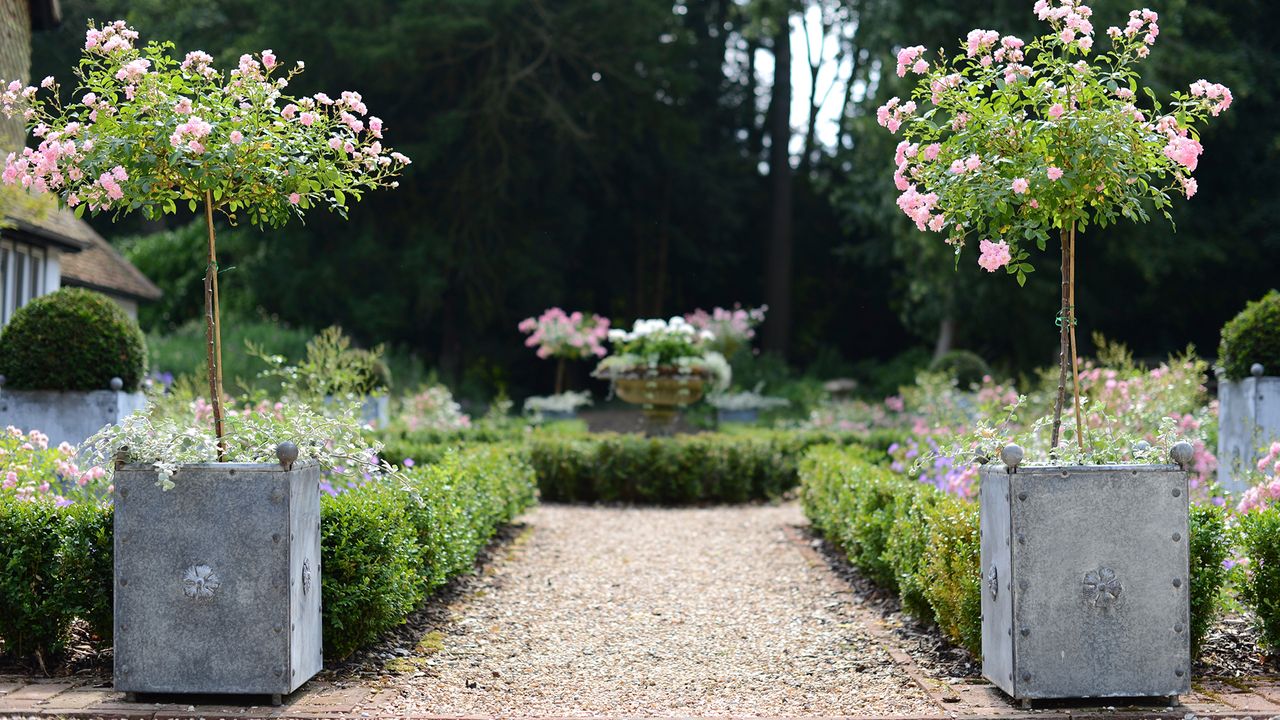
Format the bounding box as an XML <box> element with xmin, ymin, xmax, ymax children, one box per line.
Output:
<box><xmin>749</xmin><ymin>4</ymin><xmax>866</xmax><ymax>163</ymax></box>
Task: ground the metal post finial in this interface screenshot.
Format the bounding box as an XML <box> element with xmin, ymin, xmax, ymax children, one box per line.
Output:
<box><xmin>110</xmin><ymin>377</ymin><xmax>124</xmax><ymax>391</ymax></box>
<box><xmin>1251</xmin><ymin>363</ymin><xmax>1266</xmax><ymax>378</ymax></box>
<box><xmin>1170</xmin><ymin>441</ymin><xmax>1195</xmax><ymax>471</ymax></box>
<box><xmin>1001</xmin><ymin>444</ymin><xmax>1024</xmax><ymax>474</ymax></box>
<box><xmin>276</xmin><ymin>441</ymin><xmax>299</xmax><ymax>471</ymax></box>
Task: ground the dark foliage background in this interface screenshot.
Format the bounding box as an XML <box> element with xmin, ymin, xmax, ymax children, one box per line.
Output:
<box><xmin>30</xmin><ymin>0</ymin><xmax>1279</xmax><ymax>398</ymax></box>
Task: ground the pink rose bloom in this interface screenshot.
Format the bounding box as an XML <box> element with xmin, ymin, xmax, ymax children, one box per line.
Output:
<box><xmin>912</xmin><ymin>59</ymin><xmax>929</xmax><ymax>74</ymax></box>
<box><xmin>1047</xmin><ymin>166</ymin><xmax>1063</xmax><ymax>181</ymax></box>
<box><xmin>924</xmin><ymin>143</ymin><xmax>941</xmax><ymax>161</ymax></box>
<box><xmin>187</xmin><ymin>140</ymin><xmax>205</xmax><ymax>154</ymax></box>
<box><xmin>977</xmin><ymin>239</ymin><xmax>1012</xmax><ymax>272</ymax></box>
<box><xmin>1048</xmin><ymin>103</ymin><xmax>1065</xmax><ymax>119</ymax></box>
<box><xmin>964</xmin><ymin>154</ymin><xmax>981</xmax><ymax>171</ymax></box>
<box><xmin>950</xmin><ymin>159</ymin><xmax>966</xmax><ymax>175</ymax></box>
<box><xmin>262</xmin><ymin>49</ymin><xmax>277</xmax><ymax>69</ymax></box>
<box><xmin>281</xmin><ymin>104</ymin><xmax>297</xmax><ymax>120</ymax></box>
<box><xmin>328</xmin><ymin>137</ymin><xmax>343</xmax><ymax>150</ymax></box>
<box><xmin>1011</xmin><ymin>178</ymin><xmax>1029</xmax><ymax>194</ymax></box>
<box><xmin>174</xmin><ymin>97</ymin><xmax>192</xmax><ymax>115</ymax></box>
<box><xmin>288</xmin><ymin>193</ymin><xmax>301</xmax><ymax>205</ymax></box>
<box><xmin>1163</xmin><ymin>135</ymin><xmax>1202</xmax><ymax>171</ymax></box>
<box><xmin>299</xmin><ymin>112</ymin><xmax>315</xmax><ymax>126</ymax></box>
<box><xmin>229</xmin><ymin>130</ymin><xmax>243</xmax><ymax>144</ymax></box>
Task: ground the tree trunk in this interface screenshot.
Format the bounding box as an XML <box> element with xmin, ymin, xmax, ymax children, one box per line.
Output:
<box><xmin>933</xmin><ymin>315</ymin><xmax>955</xmax><ymax>360</ymax></box>
<box><xmin>555</xmin><ymin>357</ymin><xmax>566</xmax><ymax>396</ymax></box>
<box><xmin>746</xmin><ymin>37</ymin><xmax>765</xmax><ymax>158</ymax></box>
<box><xmin>763</xmin><ymin>14</ymin><xmax>794</xmax><ymax>357</ymax></box>
<box><xmin>1068</xmin><ymin>223</ymin><xmax>1085</xmax><ymax>451</ymax></box>
<box><xmin>202</xmin><ymin>191</ymin><xmax>226</xmax><ymax>460</ymax></box>
<box><xmin>1050</xmin><ymin>227</ymin><xmax>1071</xmax><ymax>453</ymax></box>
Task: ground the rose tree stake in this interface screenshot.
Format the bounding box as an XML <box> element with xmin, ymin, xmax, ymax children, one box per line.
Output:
<box><xmin>2</xmin><ymin>22</ymin><xmax>411</xmax><ymax>457</ymax></box>
<box><xmin>879</xmin><ymin>0</ymin><xmax>1230</xmax><ymax>453</ymax></box>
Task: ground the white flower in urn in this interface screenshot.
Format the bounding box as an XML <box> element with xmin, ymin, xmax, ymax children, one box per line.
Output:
<box><xmin>182</xmin><ymin>564</ymin><xmax>221</xmax><ymax>599</ymax></box>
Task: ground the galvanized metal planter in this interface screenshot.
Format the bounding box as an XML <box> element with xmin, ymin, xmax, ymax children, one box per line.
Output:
<box><xmin>113</xmin><ymin>459</ymin><xmax>322</xmax><ymax>703</ymax></box>
<box><xmin>980</xmin><ymin>457</ymin><xmax>1190</xmax><ymax>706</ymax></box>
<box><xmin>0</xmin><ymin>386</ymin><xmax>146</xmax><ymax>447</ymax></box>
<box><xmin>1217</xmin><ymin>364</ymin><xmax>1280</xmax><ymax>493</ymax></box>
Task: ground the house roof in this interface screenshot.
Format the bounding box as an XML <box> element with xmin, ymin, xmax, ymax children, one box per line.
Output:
<box><xmin>3</xmin><ymin>196</ymin><xmax>93</xmax><ymax>251</ymax></box>
<box><xmin>58</xmin><ymin>216</ymin><xmax>163</xmax><ymax>302</ymax></box>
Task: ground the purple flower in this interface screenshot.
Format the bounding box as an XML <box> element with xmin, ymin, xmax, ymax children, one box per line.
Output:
<box><xmin>403</xmin><ymin>458</ymin><xmax>415</xmax><ymax>468</ymax></box>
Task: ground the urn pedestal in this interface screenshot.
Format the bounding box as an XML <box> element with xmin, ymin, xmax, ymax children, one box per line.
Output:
<box><xmin>979</xmin><ymin>463</ymin><xmax>1190</xmax><ymax>706</ymax></box>
<box><xmin>113</xmin><ymin>461</ymin><xmax>322</xmax><ymax>703</ymax></box>
<box><xmin>614</xmin><ymin>376</ymin><xmax>704</xmax><ymax>435</ymax></box>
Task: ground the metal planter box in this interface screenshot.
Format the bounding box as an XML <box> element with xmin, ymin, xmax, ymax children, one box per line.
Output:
<box><xmin>1217</xmin><ymin>371</ymin><xmax>1280</xmax><ymax>493</ymax></box>
<box><xmin>113</xmin><ymin>461</ymin><xmax>322</xmax><ymax>701</ymax></box>
<box><xmin>980</xmin><ymin>463</ymin><xmax>1190</xmax><ymax>704</ymax></box>
<box><xmin>0</xmin><ymin>389</ymin><xmax>146</xmax><ymax>446</ymax></box>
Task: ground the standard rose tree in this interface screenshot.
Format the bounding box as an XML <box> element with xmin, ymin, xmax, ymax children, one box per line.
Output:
<box><xmin>517</xmin><ymin>307</ymin><xmax>610</xmax><ymax>394</ymax></box>
<box><xmin>880</xmin><ymin>0</ymin><xmax>1230</xmax><ymax>451</ymax></box>
<box><xmin>1</xmin><ymin>21</ymin><xmax>410</xmax><ymax>457</ymax></box>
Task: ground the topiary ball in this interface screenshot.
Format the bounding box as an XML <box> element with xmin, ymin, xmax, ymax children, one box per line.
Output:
<box><xmin>928</xmin><ymin>349</ymin><xmax>992</xmax><ymax>389</ymax></box>
<box><xmin>1219</xmin><ymin>290</ymin><xmax>1280</xmax><ymax>381</ymax></box>
<box><xmin>0</xmin><ymin>287</ymin><xmax>147</xmax><ymax>392</ymax></box>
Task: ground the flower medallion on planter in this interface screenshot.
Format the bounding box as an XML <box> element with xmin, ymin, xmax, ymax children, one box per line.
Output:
<box><xmin>302</xmin><ymin>558</ymin><xmax>312</xmax><ymax>596</ymax></box>
<box><xmin>1082</xmin><ymin>566</ymin><xmax>1122</xmax><ymax>608</ymax></box>
<box><xmin>182</xmin><ymin>565</ymin><xmax>220</xmax><ymax>599</ymax></box>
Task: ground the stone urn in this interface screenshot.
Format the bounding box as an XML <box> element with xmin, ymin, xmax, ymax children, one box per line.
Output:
<box><xmin>979</xmin><ymin>443</ymin><xmax>1194</xmax><ymax>707</ymax></box>
<box><xmin>614</xmin><ymin>375</ymin><xmax>705</xmax><ymax>434</ymax></box>
<box><xmin>112</xmin><ymin>446</ymin><xmax>322</xmax><ymax>705</ymax></box>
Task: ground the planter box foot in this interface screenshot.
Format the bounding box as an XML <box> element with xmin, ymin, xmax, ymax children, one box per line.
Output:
<box><xmin>271</xmin><ymin>693</ymin><xmax>283</xmax><ymax>707</ymax></box>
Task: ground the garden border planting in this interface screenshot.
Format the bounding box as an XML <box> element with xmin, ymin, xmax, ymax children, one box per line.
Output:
<box><xmin>798</xmin><ymin>445</ymin><xmax>1236</xmax><ymax>660</ymax></box>
<box><xmin>0</xmin><ymin>444</ymin><xmax>535</xmax><ymax>663</ymax></box>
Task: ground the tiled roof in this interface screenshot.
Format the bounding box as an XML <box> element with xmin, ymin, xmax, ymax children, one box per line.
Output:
<box><xmin>4</xmin><ymin>196</ymin><xmax>92</xmax><ymax>250</ymax></box>
<box><xmin>58</xmin><ymin>216</ymin><xmax>163</xmax><ymax>301</ymax></box>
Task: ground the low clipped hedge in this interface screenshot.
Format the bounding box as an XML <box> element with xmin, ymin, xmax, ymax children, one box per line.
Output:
<box><xmin>1238</xmin><ymin>506</ymin><xmax>1280</xmax><ymax>652</ymax></box>
<box><xmin>799</xmin><ymin>446</ymin><xmax>1234</xmax><ymax>659</ymax></box>
<box><xmin>801</xmin><ymin>445</ymin><xmax>980</xmax><ymax>653</ymax></box>
<box><xmin>1219</xmin><ymin>289</ymin><xmax>1280</xmax><ymax>380</ymax></box>
<box><xmin>0</xmin><ymin>498</ymin><xmax>113</xmax><ymax>659</ymax></box>
<box><xmin>1188</xmin><ymin>503</ymin><xmax>1232</xmax><ymax>655</ymax></box>
<box><xmin>0</xmin><ymin>287</ymin><xmax>147</xmax><ymax>392</ymax></box>
<box><xmin>0</xmin><ymin>445</ymin><xmax>536</xmax><ymax>663</ymax></box>
<box><xmin>381</xmin><ymin>428</ymin><xmax>905</xmax><ymax>504</ymax></box>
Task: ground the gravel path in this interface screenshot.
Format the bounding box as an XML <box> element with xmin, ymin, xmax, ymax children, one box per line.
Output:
<box><xmin>373</xmin><ymin>503</ymin><xmax>938</xmax><ymax>717</ymax></box>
